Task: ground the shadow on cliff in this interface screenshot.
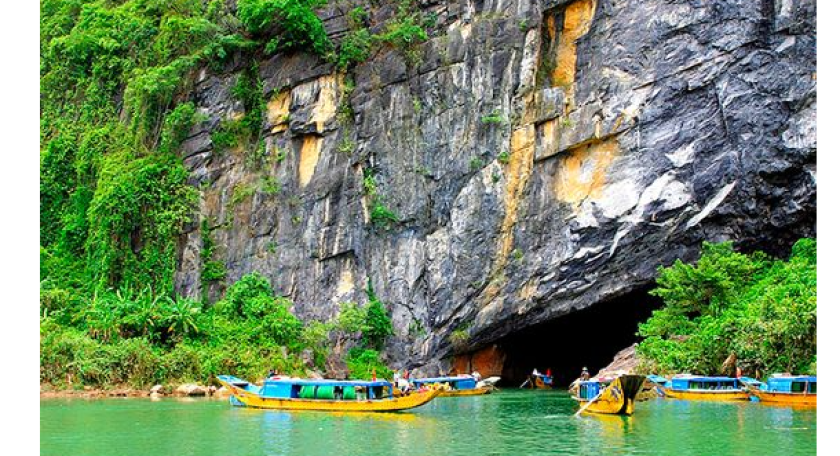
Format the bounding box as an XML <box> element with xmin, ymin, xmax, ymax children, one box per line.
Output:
<box><xmin>497</xmin><ymin>287</ymin><xmax>660</xmax><ymax>388</ymax></box>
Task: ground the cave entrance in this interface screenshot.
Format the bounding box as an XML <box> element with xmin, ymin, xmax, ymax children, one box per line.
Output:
<box><xmin>496</xmin><ymin>287</ymin><xmax>660</xmax><ymax>388</ymax></box>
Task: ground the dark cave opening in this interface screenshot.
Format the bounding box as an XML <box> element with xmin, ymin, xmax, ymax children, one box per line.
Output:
<box><xmin>496</xmin><ymin>287</ymin><xmax>661</xmax><ymax>388</ymax></box>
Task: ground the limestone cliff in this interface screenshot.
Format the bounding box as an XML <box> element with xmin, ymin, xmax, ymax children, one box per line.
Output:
<box><xmin>174</xmin><ymin>0</ymin><xmax>816</xmax><ymax>375</ymax></box>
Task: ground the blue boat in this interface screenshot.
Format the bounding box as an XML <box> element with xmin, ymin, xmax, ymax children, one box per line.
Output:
<box><xmin>410</xmin><ymin>376</ymin><xmax>491</xmax><ymax>396</ymax></box>
<box><xmin>749</xmin><ymin>375</ymin><xmax>816</xmax><ymax>407</ymax></box>
<box><xmin>662</xmin><ymin>375</ymin><xmax>749</xmax><ymax>401</ymax></box>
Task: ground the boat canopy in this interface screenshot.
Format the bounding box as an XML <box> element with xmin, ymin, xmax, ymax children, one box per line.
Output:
<box><xmin>647</xmin><ymin>375</ymin><xmax>667</xmax><ymax>384</ymax></box>
<box><xmin>578</xmin><ymin>380</ymin><xmax>605</xmax><ymax>400</ymax></box>
<box><xmin>264</xmin><ymin>379</ymin><xmax>394</xmax><ymax>387</ymax></box>
<box><xmin>667</xmin><ymin>376</ymin><xmax>741</xmax><ymax>391</ymax></box>
<box><xmin>763</xmin><ymin>376</ymin><xmax>817</xmax><ymax>393</ymax></box>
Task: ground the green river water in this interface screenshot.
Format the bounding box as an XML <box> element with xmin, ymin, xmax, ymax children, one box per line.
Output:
<box><xmin>41</xmin><ymin>390</ymin><xmax>816</xmax><ymax>455</ymax></box>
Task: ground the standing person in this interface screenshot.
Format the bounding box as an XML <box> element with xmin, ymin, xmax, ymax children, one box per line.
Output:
<box><xmin>580</xmin><ymin>367</ymin><xmax>590</xmax><ymax>381</ymax></box>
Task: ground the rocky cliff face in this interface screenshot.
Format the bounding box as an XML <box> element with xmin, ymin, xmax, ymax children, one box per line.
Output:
<box><xmin>174</xmin><ymin>0</ymin><xmax>816</xmax><ymax>375</ymax></box>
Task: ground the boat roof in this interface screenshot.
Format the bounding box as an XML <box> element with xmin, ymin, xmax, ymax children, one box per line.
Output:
<box><xmin>219</xmin><ymin>375</ymin><xmax>392</xmax><ymax>388</ymax></box>
<box><xmin>265</xmin><ymin>378</ymin><xmax>393</xmax><ymax>387</ymax></box>
<box><xmin>579</xmin><ymin>379</ymin><xmax>608</xmax><ymax>385</ymax></box>
<box><xmin>411</xmin><ymin>376</ymin><xmax>474</xmax><ymax>383</ymax></box>
<box><xmin>647</xmin><ymin>375</ymin><xmax>668</xmax><ymax>383</ymax></box>
<box><xmin>672</xmin><ymin>375</ymin><xmax>739</xmax><ymax>381</ymax></box>
<box><xmin>768</xmin><ymin>375</ymin><xmax>816</xmax><ymax>382</ymax></box>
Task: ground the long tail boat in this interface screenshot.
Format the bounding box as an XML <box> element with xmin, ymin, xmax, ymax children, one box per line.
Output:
<box><xmin>410</xmin><ymin>375</ymin><xmax>492</xmax><ymax>397</ymax></box>
<box><xmin>748</xmin><ymin>375</ymin><xmax>816</xmax><ymax>407</ymax></box>
<box><xmin>571</xmin><ymin>374</ymin><xmax>646</xmax><ymax>415</ymax></box>
<box><xmin>521</xmin><ymin>372</ymin><xmax>554</xmax><ymax>389</ymax></box>
<box><xmin>217</xmin><ymin>375</ymin><xmax>440</xmax><ymax>412</ymax></box>
<box><xmin>661</xmin><ymin>375</ymin><xmax>750</xmax><ymax>401</ymax></box>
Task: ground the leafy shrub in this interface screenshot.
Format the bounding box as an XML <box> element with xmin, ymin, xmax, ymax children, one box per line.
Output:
<box><xmin>346</xmin><ymin>348</ymin><xmax>393</xmax><ymax>380</ymax></box>
<box><xmin>364</xmin><ymin>282</ymin><xmax>394</xmax><ymax>349</ymax></box>
<box><xmin>370</xmin><ymin>201</ymin><xmax>400</xmax><ymax>228</ymax></box>
<box><xmin>237</xmin><ymin>0</ymin><xmax>331</xmax><ymax>55</ymax></box>
<box><xmin>637</xmin><ymin>239</ymin><xmax>817</xmax><ymax>377</ymax></box>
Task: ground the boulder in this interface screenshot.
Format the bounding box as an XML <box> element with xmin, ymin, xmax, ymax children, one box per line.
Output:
<box><xmin>175</xmin><ymin>384</ymin><xmax>209</xmax><ymax>397</ymax></box>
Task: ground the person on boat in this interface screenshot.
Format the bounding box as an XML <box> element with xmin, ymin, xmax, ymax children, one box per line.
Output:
<box><xmin>471</xmin><ymin>371</ymin><xmax>482</xmax><ymax>381</ymax></box>
<box><xmin>580</xmin><ymin>367</ymin><xmax>590</xmax><ymax>381</ymax></box>
<box><xmin>267</xmin><ymin>369</ymin><xmax>276</xmax><ymax>378</ymax></box>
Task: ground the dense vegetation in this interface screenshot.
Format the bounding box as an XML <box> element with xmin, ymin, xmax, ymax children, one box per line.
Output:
<box><xmin>637</xmin><ymin>239</ymin><xmax>817</xmax><ymax>378</ymax></box>
<box><xmin>39</xmin><ymin>0</ymin><xmax>412</xmax><ymax>390</ymax></box>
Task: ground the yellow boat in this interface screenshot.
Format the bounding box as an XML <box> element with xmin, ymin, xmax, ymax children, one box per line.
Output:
<box><xmin>748</xmin><ymin>375</ymin><xmax>816</xmax><ymax>407</ymax></box>
<box><xmin>571</xmin><ymin>374</ymin><xmax>646</xmax><ymax>415</ymax></box>
<box><xmin>217</xmin><ymin>375</ymin><xmax>440</xmax><ymax>412</ymax></box>
<box><xmin>662</xmin><ymin>375</ymin><xmax>750</xmax><ymax>401</ymax></box>
<box><xmin>410</xmin><ymin>375</ymin><xmax>493</xmax><ymax>397</ymax></box>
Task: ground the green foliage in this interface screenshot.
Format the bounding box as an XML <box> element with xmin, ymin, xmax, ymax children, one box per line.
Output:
<box><xmin>39</xmin><ymin>1</ymin><xmax>356</xmax><ymax>390</ymax></box>
<box><xmin>449</xmin><ymin>323</ymin><xmax>470</xmax><ymax>347</ymax></box>
<box><xmin>637</xmin><ymin>239</ymin><xmax>817</xmax><ymax>378</ymax></box>
<box><xmin>364</xmin><ymin>281</ymin><xmax>394</xmax><ymax>349</ymax></box>
<box><xmin>362</xmin><ymin>168</ymin><xmax>400</xmax><ymax>229</ymax></box>
<box><xmin>236</xmin><ymin>0</ymin><xmax>331</xmax><ymax>55</ymax></box>
<box><xmin>370</xmin><ymin>202</ymin><xmax>400</xmax><ymax>229</ymax></box>
<box><xmin>481</xmin><ymin>110</ymin><xmax>505</xmax><ymax>124</ymax></box>
<box><xmin>337</xmin><ymin>28</ymin><xmax>373</xmax><ymax>70</ymax></box>
<box><xmin>230</xmin><ymin>182</ymin><xmax>258</xmax><ymax>207</ymax></box>
<box><xmin>86</xmin><ymin>151</ymin><xmax>197</xmax><ymax>293</ymax></box>
<box><xmin>496</xmin><ymin>151</ymin><xmax>510</xmax><ymax>164</ymax></box>
<box><xmin>376</xmin><ymin>15</ymin><xmax>428</xmax><ymax>51</ymax></box>
<box><xmin>40</xmin><ymin>0</ymin><xmax>261</xmax><ymax>299</ymax></box>
<box><xmin>338</xmin><ymin>136</ymin><xmax>356</xmax><ymax>155</ymax></box>
<box><xmin>346</xmin><ymin>347</ymin><xmax>393</xmax><ymax>380</ymax></box>
<box><xmin>363</xmin><ymin>172</ymin><xmax>378</xmax><ymax>196</ymax></box>
<box><xmin>469</xmin><ymin>157</ymin><xmax>484</xmax><ymax>171</ymax></box>
<box><xmin>200</xmin><ymin>219</ymin><xmax>227</xmax><ymax>287</ymax></box>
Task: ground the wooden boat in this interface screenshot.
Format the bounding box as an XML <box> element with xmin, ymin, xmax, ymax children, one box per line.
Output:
<box><xmin>662</xmin><ymin>375</ymin><xmax>749</xmax><ymax>401</ymax></box>
<box><xmin>521</xmin><ymin>373</ymin><xmax>554</xmax><ymax>389</ymax></box>
<box><xmin>410</xmin><ymin>375</ymin><xmax>492</xmax><ymax>397</ymax></box>
<box><xmin>748</xmin><ymin>375</ymin><xmax>816</xmax><ymax>407</ymax></box>
<box><xmin>571</xmin><ymin>374</ymin><xmax>646</xmax><ymax>415</ymax></box>
<box><xmin>217</xmin><ymin>375</ymin><xmax>440</xmax><ymax>412</ymax></box>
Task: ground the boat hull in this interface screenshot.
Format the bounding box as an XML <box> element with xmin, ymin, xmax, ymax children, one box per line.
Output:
<box><xmin>663</xmin><ymin>389</ymin><xmax>749</xmax><ymax>401</ymax></box>
<box><xmin>440</xmin><ymin>386</ymin><xmax>492</xmax><ymax>397</ymax></box>
<box><xmin>219</xmin><ymin>380</ymin><xmax>441</xmax><ymax>412</ymax></box>
<box><xmin>575</xmin><ymin>375</ymin><xmax>646</xmax><ymax>416</ymax></box>
<box><xmin>751</xmin><ymin>390</ymin><xmax>816</xmax><ymax>407</ymax></box>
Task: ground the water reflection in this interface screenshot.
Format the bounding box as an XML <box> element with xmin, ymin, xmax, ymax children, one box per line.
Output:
<box><xmin>41</xmin><ymin>391</ymin><xmax>817</xmax><ymax>456</ymax></box>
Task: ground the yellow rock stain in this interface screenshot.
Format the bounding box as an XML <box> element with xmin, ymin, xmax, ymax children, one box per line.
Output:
<box><xmin>266</xmin><ymin>90</ymin><xmax>291</xmax><ymax>134</ymax></box>
<box><xmin>494</xmin><ymin>126</ymin><xmax>536</xmax><ymax>270</ymax></box>
<box><xmin>312</xmin><ymin>75</ymin><xmax>339</xmax><ymax>133</ymax></box>
<box><xmin>552</xmin><ymin>0</ymin><xmax>597</xmax><ymax>88</ymax></box>
<box><xmin>298</xmin><ymin>135</ymin><xmax>322</xmax><ymax>188</ymax></box>
<box><xmin>554</xmin><ymin>137</ymin><xmax>618</xmax><ymax>205</ymax></box>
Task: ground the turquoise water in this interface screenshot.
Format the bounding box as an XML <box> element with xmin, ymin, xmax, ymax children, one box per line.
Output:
<box><xmin>41</xmin><ymin>390</ymin><xmax>816</xmax><ymax>455</ymax></box>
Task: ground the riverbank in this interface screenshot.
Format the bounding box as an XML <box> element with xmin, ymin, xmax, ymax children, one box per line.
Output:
<box><xmin>40</xmin><ymin>383</ymin><xmax>229</xmax><ymax>399</ymax></box>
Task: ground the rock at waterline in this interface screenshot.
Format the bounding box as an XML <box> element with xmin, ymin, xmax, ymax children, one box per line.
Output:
<box><xmin>175</xmin><ymin>384</ymin><xmax>209</xmax><ymax>397</ymax></box>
